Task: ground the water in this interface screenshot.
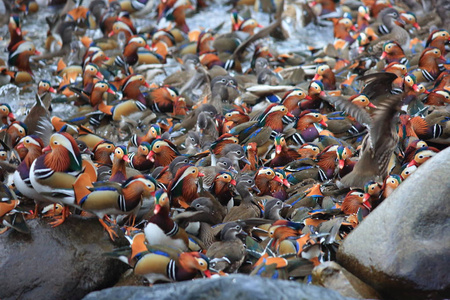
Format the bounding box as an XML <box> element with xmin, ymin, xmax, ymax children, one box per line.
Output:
<box><xmin>0</xmin><ymin>0</ymin><xmax>334</xmax><ymax>120</ymax></box>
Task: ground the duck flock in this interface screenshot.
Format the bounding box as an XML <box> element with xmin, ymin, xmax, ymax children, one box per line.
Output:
<box><xmin>0</xmin><ymin>0</ymin><xmax>449</xmax><ymax>287</ymax></box>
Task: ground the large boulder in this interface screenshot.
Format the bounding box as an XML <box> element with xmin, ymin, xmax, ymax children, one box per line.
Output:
<box><xmin>337</xmin><ymin>147</ymin><xmax>450</xmax><ymax>300</ymax></box>
<box><xmin>0</xmin><ymin>217</ymin><xmax>128</xmax><ymax>300</ymax></box>
<box><xmin>83</xmin><ymin>274</ymin><xmax>355</xmax><ymax>300</ymax></box>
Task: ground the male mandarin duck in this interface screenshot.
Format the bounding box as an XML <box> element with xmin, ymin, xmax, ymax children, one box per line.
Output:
<box><xmin>313</xmin><ymin>64</ymin><xmax>336</xmax><ymax>90</ymax></box>
<box><xmin>83</xmin><ymin>46</ymin><xmax>110</xmax><ymax>67</ymax></box>
<box><xmin>315</xmin><ymin>144</ymin><xmax>352</xmax><ymax>180</ymax></box>
<box><xmin>333</xmin><ymin>17</ymin><xmax>356</xmax><ymax>45</ymax></box>
<box><xmin>209</xmin><ymin>171</ymin><xmax>236</xmax><ymax>207</ymax></box>
<box><xmin>119</xmin><ymin>74</ymin><xmax>151</xmax><ymax>105</ymax></box>
<box><xmin>362</xmin><ymin>180</ymin><xmax>382</xmax><ymax>209</ymax></box>
<box><xmin>254</xmin><ymin>167</ymin><xmax>283</xmax><ymax>197</ymax></box>
<box><xmin>107</xmin><ymin>19</ymin><xmax>136</xmax><ymax>42</ymax></box>
<box><xmin>167</xmin><ymin>164</ymin><xmax>204</xmax><ymax>208</ymax></box>
<box><xmin>356</xmin><ymin>5</ymin><xmax>371</xmax><ymax>30</ymax></box>
<box><xmin>242</xmin><ymin>142</ymin><xmax>259</xmax><ymax>172</ymax></box>
<box><xmin>269</xmin><ymin>135</ymin><xmax>299</xmax><ymax>168</ymax></box>
<box><xmin>224</xmin><ymin>105</ymin><xmax>250</xmax><ymax>129</ymax></box>
<box><xmin>398</xmin><ymin>114</ymin><xmax>443</xmax><ymax>143</ymax></box>
<box><xmin>281</xmin><ymin>89</ymin><xmax>310</xmax><ymax>115</ymax></box>
<box><xmin>92</xmin><ymin>140</ymin><xmax>115</xmax><ymax>166</ymax></box>
<box><xmin>81</xmin><ymin>63</ymin><xmax>104</xmax><ymax>94</ymax></box>
<box><xmin>147</xmin><ymin>139</ymin><xmax>181</xmax><ymax>168</ymax></box>
<box><xmin>301</xmin><ymin>81</ymin><xmax>326</xmax><ymax>111</ymax></box>
<box><xmin>206</xmin><ymin>222</ymin><xmax>247</xmax><ymax>273</ymax></box>
<box><xmin>13</xmin><ymin>136</ymin><xmax>45</xmax><ymax>214</ymax></box>
<box><xmin>144</xmin><ymin>189</ymin><xmax>189</xmax><ymax>250</ymax></box>
<box><xmin>288</xmin><ymin>110</ymin><xmax>328</xmax><ymax>146</ymax></box>
<box><xmin>73</xmin><ymin>173</ymin><xmax>156</xmax><ymax>240</ymax></box>
<box><xmin>341</xmin><ymin>189</ymin><xmax>372</xmax><ymax>216</ymax></box>
<box><xmin>407</xmin><ymin>147</ymin><xmax>440</xmax><ymax>168</ymax></box>
<box><xmin>8</xmin><ymin>15</ymin><xmax>23</xmax><ymax>52</ymax></box>
<box><xmin>129</xmin><ymin>233</ymin><xmax>211</xmax><ymax>284</ymax></box>
<box><xmin>423</xmin><ymin>89</ymin><xmax>450</xmax><ymax>106</ymax></box>
<box><xmin>3</xmin><ymin>121</ymin><xmax>28</xmax><ymax>156</ymax></box>
<box><xmin>411</xmin><ymin>47</ymin><xmax>445</xmax><ymax>83</ymax></box>
<box><xmin>267</xmin><ymin>220</ymin><xmax>303</xmax><ymax>252</ymax></box>
<box><xmin>158</xmin><ymin>0</ymin><xmax>193</xmax><ymax>34</ymax></box>
<box><xmin>0</xmin><ymin>103</ymin><xmax>15</xmax><ymax>126</ymax></box>
<box><xmin>209</xmin><ymin>133</ymin><xmax>239</xmax><ymax>156</ymax></box>
<box><xmin>297</xmin><ymin>143</ymin><xmax>321</xmax><ymax>159</ymax></box>
<box><xmin>8</xmin><ymin>41</ymin><xmax>40</xmax><ymax>74</ymax></box>
<box><xmin>223</xmin><ymin>175</ymin><xmax>260</xmax><ymax>221</ymax></box>
<box><xmin>147</xmin><ymin>86</ymin><xmax>179</xmax><ymax>113</ymax></box>
<box><xmin>85</xmin><ymin>81</ymin><xmax>116</xmax><ymax>113</ymax></box>
<box><xmin>115</xmin><ymin>35</ymin><xmax>151</xmax><ymax>74</ymax></box>
<box><xmin>128</xmin><ymin>142</ymin><xmax>153</xmax><ymax>171</ymax></box>
<box><xmin>110</xmin><ymin>145</ymin><xmax>130</xmax><ymax>183</ymax></box>
<box><xmin>29</xmin><ymin>132</ymin><xmax>84</xmax><ymax>226</ymax></box>
<box><xmin>425</xmin><ymin>29</ymin><xmax>450</xmax><ymax>56</ymax></box>
<box><xmin>380</xmin><ymin>41</ymin><xmax>408</xmax><ymax>66</ymax></box>
<box><xmin>381</xmin><ymin>174</ymin><xmax>401</xmax><ymax>198</ymax></box>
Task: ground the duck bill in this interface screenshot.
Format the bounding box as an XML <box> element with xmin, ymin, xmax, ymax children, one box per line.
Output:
<box><xmin>144</xmin><ymin>44</ymin><xmax>151</xmax><ymax>51</ymax></box>
<box><xmin>252</xmin><ymin>185</ymin><xmax>261</xmax><ymax>193</ymax></box>
<box><xmin>338</xmin><ymin>159</ymin><xmax>345</xmax><ymax>169</ymax></box>
<box><xmin>146</xmin><ymin>151</ymin><xmax>155</xmax><ymax>162</ymax></box>
<box><xmin>16</xmin><ymin>27</ymin><xmax>22</xmax><ymax>35</ymax></box>
<box><xmin>242</xmin><ymin>157</ymin><xmax>251</xmax><ymax>165</ymax></box>
<box><xmin>362</xmin><ymin>198</ymin><xmax>372</xmax><ymax>211</ymax></box>
<box><xmin>16</xmin><ymin>142</ymin><xmax>25</xmax><ymax>150</ymax></box>
<box><xmin>412</xmin><ymin>84</ymin><xmax>420</xmax><ymax>92</ymax></box>
<box><xmin>230</xmin><ymin>179</ymin><xmax>237</xmax><ymax>186</ymax></box>
<box><xmin>380</xmin><ymin>52</ymin><xmax>387</xmax><ymax>60</ymax></box>
<box><xmin>8</xmin><ymin>112</ymin><xmax>15</xmax><ymax>120</ymax></box>
<box><xmin>305</xmin><ymin>95</ymin><xmax>313</xmax><ymax>100</ymax></box>
<box><xmin>275</xmin><ymin>145</ymin><xmax>282</xmax><ymax>154</ymax></box>
<box><xmin>34</xmin><ymin>50</ymin><xmax>41</xmax><ymax>55</ymax></box>
<box><xmin>368</xmin><ymin>102</ymin><xmax>377</xmax><ymax>108</ymax></box>
<box><xmin>106</xmin><ymin>87</ymin><xmax>116</xmax><ymax>95</ymax></box>
<box><xmin>319</xmin><ymin>91</ymin><xmax>326</xmax><ymax>97</ymax></box>
<box><xmin>154</xmin><ymin>204</ymin><xmax>161</xmax><ymax>214</ymax></box>
<box><xmin>143</xmin><ymin>81</ymin><xmax>151</xmax><ymax>88</ymax></box>
<box><xmin>103</xmin><ymin>56</ymin><xmax>110</xmax><ymax>61</ymax></box>
<box><xmin>107</xmin><ymin>31</ymin><xmax>115</xmax><ymax>37</ymax></box>
<box><xmin>413</xmin><ymin>23</ymin><xmax>420</xmax><ymax>30</ymax></box>
<box><xmin>274</xmin><ymin>176</ymin><xmax>283</xmax><ymax>184</ymax></box>
<box><xmin>203</xmin><ymin>269</ymin><xmax>212</xmax><ymax>278</ymax></box>
<box><xmin>364</xmin><ymin>13</ymin><xmax>370</xmax><ymax>21</ymax></box>
<box><xmin>198</xmin><ymin>172</ymin><xmax>205</xmax><ymax>177</ymax></box>
<box><xmin>96</xmin><ymin>71</ymin><xmax>104</xmax><ymax>80</ymax></box>
<box><xmin>319</xmin><ymin>119</ymin><xmax>328</xmax><ymax>127</ymax></box>
<box><xmin>283</xmin><ymin>179</ymin><xmax>290</xmax><ymax>188</ymax></box>
<box><xmin>48</xmin><ymin>87</ymin><xmax>56</xmax><ymax>93</ymax></box>
<box><xmin>407</xmin><ymin>159</ymin><xmax>417</xmax><ymax>167</ymax></box>
<box><xmin>122</xmin><ymin>154</ymin><xmax>130</xmax><ymax>162</ymax></box>
<box><xmin>42</xmin><ymin>145</ymin><xmax>51</xmax><ymax>153</ymax></box>
<box><xmin>313</xmin><ymin>74</ymin><xmax>321</xmax><ymax>81</ymax></box>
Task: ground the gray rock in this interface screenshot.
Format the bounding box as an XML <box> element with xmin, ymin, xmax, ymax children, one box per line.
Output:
<box><xmin>0</xmin><ymin>217</ymin><xmax>128</xmax><ymax>300</ymax></box>
<box><xmin>337</xmin><ymin>147</ymin><xmax>450</xmax><ymax>300</ymax></box>
<box><xmin>83</xmin><ymin>274</ymin><xmax>355</xmax><ymax>300</ymax></box>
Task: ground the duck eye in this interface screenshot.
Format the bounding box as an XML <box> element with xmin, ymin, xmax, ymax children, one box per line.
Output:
<box><xmin>192</xmin><ymin>170</ymin><xmax>196</xmax><ymax>173</ymax></box>
<box><xmin>196</xmin><ymin>203</ymin><xmax>201</xmax><ymax>208</ymax></box>
<box><xmin>223</xmin><ymin>175</ymin><xmax>228</xmax><ymax>179</ymax></box>
<box><xmin>156</xmin><ymin>145</ymin><xmax>160</xmax><ymax>148</ymax></box>
<box><xmin>247</xmin><ymin>180</ymin><xmax>252</xmax><ymax>184</ymax></box>
<box><xmin>236</xmin><ymin>151</ymin><xmax>241</xmax><ymax>155</ymax></box>
<box><xmin>418</xmin><ymin>155</ymin><xmax>423</xmax><ymax>159</ymax></box>
<box><xmin>359</xmin><ymin>193</ymin><xmax>364</xmax><ymax>198</ymax></box>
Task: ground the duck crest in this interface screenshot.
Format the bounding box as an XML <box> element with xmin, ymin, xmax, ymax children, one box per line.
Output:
<box><xmin>45</xmin><ymin>132</ymin><xmax>82</xmax><ymax>172</ymax></box>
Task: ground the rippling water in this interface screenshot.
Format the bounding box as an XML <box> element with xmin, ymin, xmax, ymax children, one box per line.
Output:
<box><xmin>0</xmin><ymin>0</ymin><xmax>334</xmax><ymax>119</ymax></box>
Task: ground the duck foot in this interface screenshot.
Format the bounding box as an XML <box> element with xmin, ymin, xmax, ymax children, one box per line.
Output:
<box><xmin>49</xmin><ymin>205</ymin><xmax>69</xmax><ymax>227</ymax></box>
<box><xmin>99</xmin><ymin>218</ymin><xmax>119</xmax><ymax>240</ymax></box>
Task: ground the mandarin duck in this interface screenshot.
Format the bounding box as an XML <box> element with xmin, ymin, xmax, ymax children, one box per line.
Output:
<box><xmin>269</xmin><ymin>134</ymin><xmax>299</xmax><ymax>168</ymax></box>
<box><xmin>128</xmin><ymin>142</ymin><xmax>153</xmax><ymax>171</ymax></box>
<box><xmin>147</xmin><ymin>86</ymin><xmax>179</xmax><ymax>113</ymax></box>
<box><xmin>73</xmin><ymin>173</ymin><xmax>156</xmax><ymax>239</ymax></box>
<box><xmin>143</xmin><ymin>189</ymin><xmax>189</xmax><ymax>250</ymax></box>
<box><xmin>381</xmin><ymin>174</ymin><xmax>401</xmax><ymax>198</ymax></box>
<box><xmin>119</xmin><ymin>74</ymin><xmax>150</xmax><ymax>105</ymax></box>
<box><xmin>223</xmin><ymin>175</ymin><xmax>261</xmax><ymax>222</ymax></box>
<box><xmin>423</xmin><ymin>89</ymin><xmax>450</xmax><ymax>106</ymax></box>
<box><xmin>206</xmin><ymin>222</ymin><xmax>247</xmax><ymax>273</ymax></box>
<box><xmin>147</xmin><ymin>139</ymin><xmax>181</xmax><ymax>168</ymax></box>
<box><xmin>410</xmin><ymin>47</ymin><xmax>445</xmax><ymax>83</ymax></box>
<box><xmin>7</xmin><ymin>14</ymin><xmax>23</xmax><ymax>52</ymax></box>
<box><xmin>288</xmin><ymin>110</ymin><xmax>328</xmax><ymax>146</ymax></box>
<box><xmin>115</xmin><ymin>35</ymin><xmax>151</xmax><ymax>74</ymax></box>
<box><xmin>341</xmin><ymin>189</ymin><xmax>372</xmax><ymax>216</ymax></box>
<box><xmin>406</xmin><ymin>146</ymin><xmax>440</xmax><ymax>168</ymax></box>
<box><xmin>208</xmin><ymin>171</ymin><xmax>236</xmax><ymax>207</ymax></box>
<box><xmin>92</xmin><ymin>140</ymin><xmax>115</xmax><ymax>166</ymax></box>
<box><xmin>254</xmin><ymin>167</ymin><xmax>283</xmax><ymax>197</ymax></box>
<box><xmin>380</xmin><ymin>41</ymin><xmax>409</xmax><ymax>66</ymax></box>
<box><xmin>109</xmin><ymin>145</ymin><xmax>130</xmax><ymax>183</ymax></box>
<box><xmin>0</xmin><ymin>103</ymin><xmax>15</xmax><ymax>126</ymax></box>
<box><xmin>313</xmin><ymin>64</ymin><xmax>336</xmax><ymax>90</ymax></box>
<box><xmin>167</xmin><ymin>164</ymin><xmax>204</xmax><ymax>208</ymax></box>
<box><xmin>81</xmin><ymin>63</ymin><xmax>104</xmax><ymax>94</ymax></box>
<box><xmin>13</xmin><ymin>135</ymin><xmax>45</xmax><ymax>214</ymax></box>
<box><xmin>8</xmin><ymin>40</ymin><xmax>40</xmax><ymax>74</ymax></box>
<box><xmin>281</xmin><ymin>89</ymin><xmax>310</xmax><ymax>115</ymax></box>
<box><xmin>198</xmin><ymin>156</ymin><xmax>236</xmax><ymax>189</ymax></box>
<box><xmin>127</xmin><ymin>233</ymin><xmax>211</xmax><ymax>284</ymax></box>
<box><xmin>0</xmin><ymin>183</ymin><xmax>30</xmax><ymax>234</ymax></box>
<box><xmin>29</xmin><ymin>132</ymin><xmax>84</xmax><ymax>226</ymax></box>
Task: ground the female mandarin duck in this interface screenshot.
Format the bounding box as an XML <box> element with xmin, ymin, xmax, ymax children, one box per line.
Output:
<box><xmin>73</xmin><ymin>173</ymin><xmax>157</xmax><ymax>240</ymax></box>
<box><xmin>128</xmin><ymin>142</ymin><xmax>153</xmax><ymax>171</ymax></box>
<box><xmin>13</xmin><ymin>135</ymin><xmax>45</xmax><ymax>215</ymax></box>
<box><xmin>254</xmin><ymin>167</ymin><xmax>283</xmax><ymax>197</ymax></box>
<box><xmin>131</xmin><ymin>124</ymin><xmax>161</xmax><ymax>147</ymax></box>
<box><xmin>147</xmin><ymin>139</ymin><xmax>181</xmax><ymax>167</ymax></box>
<box><xmin>167</xmin><ymin>164</ymin><xmax>204</xmax><ymax>208</ymax></box>
<box><xmin>313</xmin><ymin>64</ymin><xmax>336</xmax><ymax>90</ymax></box>
<box><xmin>144</xmin><ymin>189</ymin><xmax>189</xmax><ymax>250</ymax></box>
<box><xmin>223</xmin><ymin>174</ymin><xmax>261</xmax><ymax>221</ymax></box>
<box><xmin>29</xmin><ymin>132</ymin><xmax>84</xmax><ymax>226</ymax></box>
<box><xmin>209</xmin><ymin>171</ymin><xmax>236</xmax><ymax>207</ymax></box>
<box><xmin>206</xmin><ymin>222</ymin><xmax>247</xmax><ymax>273</ymax></box>
<box><xmin>129</xmin><ymin>233</ymin><xmax>211</xmax><ymax>284</ymax></box>
<box><xmin>110</xmin><ymin>145</ymin><xmax>130</xmax><ymax>183</ymax></box>
<box><xmin>8</xmin><ymin>41</ymin><xmax>40</xmax><ymax>74</ymax></box>
<box><xmin>269</xmin><ymin>135</ymin><xmax>299</xmax><ymax>168</ymax></box>
<box><xmin>0</xmin><ymin>103</ymin><xmax>15</xmax><ymax>125</ymax></box>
